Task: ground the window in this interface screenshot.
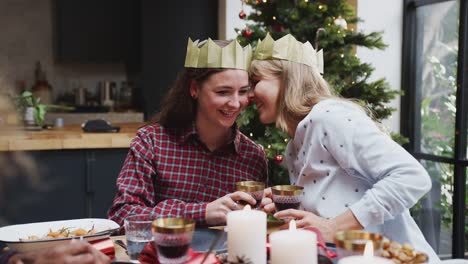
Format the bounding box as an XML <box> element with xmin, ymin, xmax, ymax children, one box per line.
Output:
<box><xmin>402</xmin><ymin>0</ymin><xmax>467</xmax><ymax>258</ymax></box>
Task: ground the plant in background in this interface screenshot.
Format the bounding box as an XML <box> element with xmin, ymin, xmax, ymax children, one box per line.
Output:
<box><xmin>14</xmin><ymin>91</ymin><xmax>72</xmax><ymax>127</ymax></box>
<box><xmin>15</xmin><ymin>91</ymin><xmax>48</xmax><ymax>126</ymax></box>
<box><xmin>421</xmin><ymin>48</ymin><xmax>468</xmax><ymax>249</ymax></box>
<box><xmin>235</xmin><ymin>0</ymin><xmax>400</xmax><ymax>184</ymax></box>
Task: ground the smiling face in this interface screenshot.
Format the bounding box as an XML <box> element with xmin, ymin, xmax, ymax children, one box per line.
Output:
<box><xmin>249</xmin><ymin>76</ymin><xmax>281</xmax><ymax>125</ymax></box>
<box><xmin>191</xmin><ymin>69</ymin><xmax>250</xmax><ymax>131</ymax></box>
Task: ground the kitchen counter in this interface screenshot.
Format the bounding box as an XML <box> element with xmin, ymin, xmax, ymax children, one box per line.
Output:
<box><xmin>0</xmin><ymin>122</ymin><xmax>145</xmax><ymax>151</ymax></box>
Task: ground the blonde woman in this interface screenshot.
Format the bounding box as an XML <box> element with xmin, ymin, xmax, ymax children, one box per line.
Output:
<box><xmin>250</xmin><ymin>34</ymin><xmax>439</xmax><ymax>263</ymax></box>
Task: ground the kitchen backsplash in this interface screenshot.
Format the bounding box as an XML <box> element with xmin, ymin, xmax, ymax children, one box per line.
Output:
<box><xmin>0</xmin><ymin>0</ymin><xmax>127</xmax><ymax>99</ymax></box>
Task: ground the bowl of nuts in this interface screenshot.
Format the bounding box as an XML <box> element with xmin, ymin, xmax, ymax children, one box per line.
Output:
<box><xmin>381</xmin><ymin>238</ymin><xmax>429</xmax><ymax>264</ymax></box>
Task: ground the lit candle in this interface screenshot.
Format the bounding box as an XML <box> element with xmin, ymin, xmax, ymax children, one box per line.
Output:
<box><xmin>338</xmin><ymin>241</ymin><xmax>393</xmax><ymax>264</ymax></box>
<box><xmin>269</xmin><ymin>220</ymin><xmax>317</xmax><ymax>264</ymax></box>
<box><xmin>227</xmin><ymin>205</ymin><xmax>267</xmax><ymax>264</ymax></box>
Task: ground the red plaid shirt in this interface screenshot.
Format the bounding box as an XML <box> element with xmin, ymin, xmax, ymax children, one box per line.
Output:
<box><xmin>108</xmin><ymin>123</ymin><xmax>268</xmax><ymax>226</ymax></box>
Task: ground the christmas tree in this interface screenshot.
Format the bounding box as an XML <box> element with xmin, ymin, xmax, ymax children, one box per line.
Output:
<box><xmin>235</xmin><ymin>0</ymin><xmax>401</xmax><ymax>184</ymax></box>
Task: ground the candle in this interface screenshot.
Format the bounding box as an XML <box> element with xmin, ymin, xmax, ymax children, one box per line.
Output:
<box><xmin>227</xmin><ymin>205</ymin><xmax>267</xmax><ymax>264</ymax></box>
<box><xmin>338</xmin><ymin>241</ymin><xmax>393</xmax><ymax>264</ymax></box>
<box><xmin>269</xmin><ymin>220</ymin><xmax>317</xmax><ymax>264</ymax></box>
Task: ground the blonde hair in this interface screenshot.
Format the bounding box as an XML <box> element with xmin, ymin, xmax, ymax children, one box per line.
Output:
<box><xmin>250</xmin><ymin>60</ymin><xmax>335</xmax><ymax>132</ymax></box>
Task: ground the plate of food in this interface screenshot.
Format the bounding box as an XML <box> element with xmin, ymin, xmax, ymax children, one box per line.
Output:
<box><xmin>0</xmin><ymin>218</ymin><xmax>120</xmax><ymax>252</ymax></box>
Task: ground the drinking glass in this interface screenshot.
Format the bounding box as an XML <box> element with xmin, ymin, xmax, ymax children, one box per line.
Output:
<box><xmin>235</xmin><ymin>181</ymin><xmax>265</xmax><ymax>209</ymax></box>
<box><xmin>124</xmin><ymin>214</ymin><xmax>155</xmax><ymax>262</ymax></box>
<box><xmin>271</xmin><ymin>185</ymin><xmax>304</xmax><ymax>212</ymax></box>
<box><xmin>152</xmin><ymin>218</ymin><xmax>195</xmax><ymax>264</ymax></box>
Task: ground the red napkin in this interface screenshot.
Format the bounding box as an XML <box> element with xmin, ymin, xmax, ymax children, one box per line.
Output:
<box><xmin>90</xmin><ymin>238</ymin><xmax>115</xmax><ymax>259</ymax></box>
<box><xmin>138</xmin><ymin>241</ymin><xmax>220</xmax><ymax>264</ymax></box>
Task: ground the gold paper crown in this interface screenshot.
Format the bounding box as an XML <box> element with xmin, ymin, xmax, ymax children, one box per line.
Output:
<box><xmin>184</xmin><ymin>38</ymin><xmax>252</xmax><ymax>70</ymax></box>
<box><xmin>253</xmin><ymin>33</ymin><xmax>324</xmax><ymax>73</ymax></box>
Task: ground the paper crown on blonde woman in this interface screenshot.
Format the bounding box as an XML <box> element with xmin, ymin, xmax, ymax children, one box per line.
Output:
<box><xmin>253</xmin><ymin>33</ymin><xmax>324</xmax><ymax>73</ymax></box>
<box><xmin>184</xmin><ymin>38</ymin><xmax>252</xmax><ymax>70</ymax></box>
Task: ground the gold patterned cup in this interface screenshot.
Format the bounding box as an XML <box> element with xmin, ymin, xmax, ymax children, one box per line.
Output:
<box><xmin>152</xmin><ymin>218</ymin><xmax>195</xmax><ymax>264</ymax></box>
<box><xmin>235</xmin><ymin>181</ymin><xmax>265</xmax><ymax>209</ymax></box>
<box><xmin>334</xmin><ymin>230</ymin><xmax>384</xmax><ymax>258</ymax></box>
<box><xmin>271</xmin><ymin>185</ymin><xmax>304</xmax><ymax>212</ymax></box>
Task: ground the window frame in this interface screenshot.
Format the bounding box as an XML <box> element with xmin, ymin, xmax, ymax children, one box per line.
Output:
<box><xmin>401</xmin><ymin>0</ymin><xmax>468</xmax><ymax>258</ymax></box>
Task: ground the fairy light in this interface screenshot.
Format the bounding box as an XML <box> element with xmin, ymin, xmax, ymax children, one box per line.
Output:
<box><xmin>304</xmin><ymin>0</ymin><xmax>309</xmax><ymax>2</ymax></box>
<box><xmin>268</xmin><ymin>145</ymin><xmax>272</xmax><ymax>149</ymax></box>
<box><xmin>284</xmin><ymin>138</ymin><xmax>288</xmax><ymax>143</ymax></box>
<box><xmin>250</xmin><ymin>133</ymin><xmax>253</xmax><ymax>137</ymax></box>
<box><xmin>272</xmin><ymin>16</ymin><xmax>277</xmax><ymax>20</ymax></box>
<box><xmin>340</xmin><ymin>54</ymin><xmax>344</xmax><ymax>58</ymax></box>
<box><xmin>263</xmin><ymin>0</ymin><xmax>267</xmax><ymax>2</ymax></box>
<box><xmin>318</xmin><ymin>5</ymin><xmax>323</xmax><ymax>10</ymax></box>
<box><xmin>337</xmin><ymin>30</ymin><xmax>341</xmax><ymax>34</ymax></box>
<box><xmin>237</xmin><ymin>30</ymin><xmax>242</xmax><ymax>34</ymax></box>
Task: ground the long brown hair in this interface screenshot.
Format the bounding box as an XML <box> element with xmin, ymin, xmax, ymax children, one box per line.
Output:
<box><xmin>153</xmin><ymin>40</ymin><xmax>233</xmax><ymax>129</ymax></box>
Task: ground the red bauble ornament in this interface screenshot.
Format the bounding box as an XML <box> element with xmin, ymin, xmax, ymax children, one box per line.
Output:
<box><xmin>243</xmin><ymin>28</ymin><xmax>252</xmax><ymax>37</ymax></box>
<box><xmin>239</xmin><ymin>10</ymin><xmax>246</xmax><ymax>19</ymax></box>
<box><xmin>274</xmin><ymin>155</ymin><xmax>283</xmax><ymax>164</ymax></box>
<box><xmin>272</xmin><ymin>24</ymin><xmax>285</xmax><ymax>32</ymax></box>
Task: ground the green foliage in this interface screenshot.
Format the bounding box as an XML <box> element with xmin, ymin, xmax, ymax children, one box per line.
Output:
<box><xmin>236</xmin><ymin>0</ymin><xmax>401</xmax><ymax>184</ymax></box>
<box><xmin>15</xmin><ymin>91</ymin><xmax>47</xmax><ymax>126</ymax></box>
<box><xmin>15</xmin><ymin>91</ymin><xmax>73</xmax><ymax>126</ymax></box>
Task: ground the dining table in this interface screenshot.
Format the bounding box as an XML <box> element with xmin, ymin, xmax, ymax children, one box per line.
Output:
<box><xmin>109</xmin><ymin>225</ymin><xmax>284</xmax><ymax>262</ymax></box>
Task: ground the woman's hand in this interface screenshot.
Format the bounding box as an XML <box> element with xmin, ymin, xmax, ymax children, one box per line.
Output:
<box><xmin>260</xmin><ymin>188</ymin><xmax>275</xmax><ymax>213</ymax></box>
<box><xmin>274</xmin><ymin>209</ymin><xmax>337</xmax><ymax>242</ymax></box>
<box><xmin>8</xmin><ymin>240</ymin><xmax>110</xmax><ymax>264</ymax></box>
<box><xmin>205</xmin><ymin>191</ymin><xmax>256</xmax><ymax>225</ymax></box>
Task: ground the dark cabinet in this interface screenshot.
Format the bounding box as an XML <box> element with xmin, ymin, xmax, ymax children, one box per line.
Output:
<box><xmin>0</xmin><ymin>149</ymin><xmax>128</xmax><ymax>226</ymax></box>
<box><xmin>139</xmin><ymin>0</ymin><xmax>218</xmax><ymax>117</ymax></box>
<box><xmin>88</xmin><ymin>149</ymin><xmax>128</xmax><ymax>218</ymax></box>
<box><xmin>54</xmin><ymin>0</ymin><xmax>139</xmax><ymax>63</ymax></box>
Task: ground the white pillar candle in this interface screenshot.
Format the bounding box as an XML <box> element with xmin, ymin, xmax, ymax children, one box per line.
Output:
<box><xmin>338</xmin><ymin>240</ymin><xmax>393</xmax><ymax>264</ymax></box>
<box><xmin>338</xmin><ymin>256</ymin><xmax>393</xmax><ymax>264</ymax></box>
<box><xmin>227</xmin><ymin>205</ymin><xmax>267</xmax><ymax>264</ymax></box>
<box><xmin>269</xmin><ymin>220</ymin><xmax>317</xmax><ymax>264</ymax></box>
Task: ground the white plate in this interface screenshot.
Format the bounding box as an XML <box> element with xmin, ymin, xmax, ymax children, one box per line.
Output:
<box><xmin>0</xmin><ymin>218</ymin><xmax>120</xmax><ymax>252</ymax></box>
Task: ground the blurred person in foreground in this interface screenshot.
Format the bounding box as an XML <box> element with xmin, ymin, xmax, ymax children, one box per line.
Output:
<box><xmin>107</xmin><ymin>38</ymin><xmax>269</xmax><ymax>226</ymax></box>
<box><xmin>0</xmin><ymin>89</ymin><xmax>110</xmax><ymax>264</ymax></box>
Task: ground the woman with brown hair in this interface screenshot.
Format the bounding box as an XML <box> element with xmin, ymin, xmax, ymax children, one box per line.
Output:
<box><xmin>108</xmin><ymin>38</ymin><xmax>268</xmax><ymax>226</ymax></box>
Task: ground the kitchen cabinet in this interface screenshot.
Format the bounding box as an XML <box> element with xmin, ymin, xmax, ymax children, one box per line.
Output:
<box><xmin>139</xmin><ymin>0</ymin><xmax>218</xmax><ymax>117</ymax></box>
<box><xmin>0</xmin><ymin>149</ymin><xmax>128</xmax><ymax>225</ymax></box>
<box><xmin>54</xmin><ymin>0</ymin><xmax>139</xmax><ymax>63</ymax></box>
